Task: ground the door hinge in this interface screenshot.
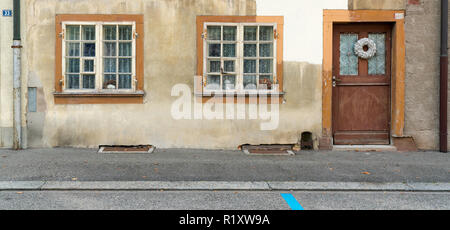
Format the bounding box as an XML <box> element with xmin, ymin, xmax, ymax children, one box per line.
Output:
<box><xmin>202</xmin><ymin>29</ymin><xmax>207</xmax><ymax>40</ymax></box>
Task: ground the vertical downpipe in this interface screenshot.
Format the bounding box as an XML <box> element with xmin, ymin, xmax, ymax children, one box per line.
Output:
<box><xmin>440</xmin><ymin>0</ymin><xmax>448</xmax><ymax>153</ymax></box>
<box><xmin>12</xmin><ymin>0</ymin><xmax>21</xmax><ymax>150</ymax></box>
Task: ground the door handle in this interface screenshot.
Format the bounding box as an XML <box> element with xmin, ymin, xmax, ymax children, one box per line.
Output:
<box><xmin>332</xmin><ymin>76</ymin><xmax>341</xmax><ymax>87</ymax></box>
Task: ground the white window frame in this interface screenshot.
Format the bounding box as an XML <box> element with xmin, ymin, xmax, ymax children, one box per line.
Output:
<box><xmin>61</xmin><ymin>21</ymin><xmax>137</xmax><ymax>92</ymax></box>
<box><xmin>202</xmin><ymin>22</ymin><xmax>278</xmax><ymax>95</ymax></box>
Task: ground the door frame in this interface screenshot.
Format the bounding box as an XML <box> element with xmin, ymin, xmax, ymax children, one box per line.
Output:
<box><xmin>320</xmin><ymin>10</ymin><xmax>405</xmax><ymax>149</ymax></box>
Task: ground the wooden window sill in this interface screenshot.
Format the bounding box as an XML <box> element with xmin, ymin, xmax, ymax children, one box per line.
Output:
<box><xmin>53</xmin><ymin>91</ymin><xmax>144</xmax><ymax>104</ymax></box>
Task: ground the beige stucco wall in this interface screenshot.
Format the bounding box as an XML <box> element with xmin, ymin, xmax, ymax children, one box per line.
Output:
<box><xmin>0</xmin><ymin>0</ymin><xmax>14</xmax><ymax>147</ymax></box>
<box><xmin>348</xmin><ymin>0</ymin><xmax>406</xmax><ymax>10</ymax></box>
<box><xmin>24</xmin><ymin>0</ymin><xmax>323</xmax><ymax>149</ymax></box>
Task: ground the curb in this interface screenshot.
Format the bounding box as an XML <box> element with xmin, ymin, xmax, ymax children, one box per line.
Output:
<box><xmin>0</xmin><ymin>181</ymin><xmax>449</xmax><ymax>192</ymax></box>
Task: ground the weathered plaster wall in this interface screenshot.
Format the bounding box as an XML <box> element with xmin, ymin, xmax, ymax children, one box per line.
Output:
<box><xmin>348</xmin><ymin>0</ymin><xmax>406</xmax><ymax>10</ymax></box>
<box><xmin>403</xmin><ymin>0</ymin><xmax>444</xmax><ymax>150</ymax></box>
<box><xmin>25</xmin><ymin>0</ymin><xmax>323</xmax><ymax>149</ymax></box>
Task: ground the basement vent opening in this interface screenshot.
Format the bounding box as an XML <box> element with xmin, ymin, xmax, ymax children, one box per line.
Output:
<box><xmin>98</xmin><ymin>145</ymin><xmax>155</xmax><ymax>154</ymax></box>
<box><xmin>240</xmin><ymin>144</ymin><xmax>295</xmax><ymax>156</ymax></box>
<box><xmin>301</xmin><ymin>132</ymin><xmax>314</xmax><ymax>150</ymax></box>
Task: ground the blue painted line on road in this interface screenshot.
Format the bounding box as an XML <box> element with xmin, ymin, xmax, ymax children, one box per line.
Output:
<box><xmin>281</xmin><ymin>193</ymin><xmax>304</xmax><ymax>210</ymax></box>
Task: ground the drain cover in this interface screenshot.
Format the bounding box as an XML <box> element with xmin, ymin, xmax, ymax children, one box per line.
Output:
<box><xmin>98</xmin><ymin>145</ymin><xmax>155</xmax><ymax>154</ymax></box>
<box><xmin>241</xmin><ymin>144</ymin><xmax>295</xmax><ymax>156</ymax></box>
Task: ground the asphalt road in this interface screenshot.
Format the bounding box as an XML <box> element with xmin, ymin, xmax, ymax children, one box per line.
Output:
<box><xmin>1</xmin><ymin>190</ymin><xmax>449</xmax><ymax>210</ymax></box>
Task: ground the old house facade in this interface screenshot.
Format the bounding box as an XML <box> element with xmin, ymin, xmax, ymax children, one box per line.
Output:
<box><xmin>0</xmin><ymin>0</ymin><xmax>448</xmax><ymax>151</ymax></box>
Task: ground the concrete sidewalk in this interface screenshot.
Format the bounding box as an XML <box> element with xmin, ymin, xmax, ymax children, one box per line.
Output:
<box><xmin>0</xmin><ymin>148</ymin><xmax>448</xmax><ymax>191</ymax></box>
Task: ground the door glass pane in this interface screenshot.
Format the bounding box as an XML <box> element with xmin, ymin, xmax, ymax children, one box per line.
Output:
<box><xmin>82</xmin><ymin>75</ymin><xmax>95</xmax><ymax>89</ymax></box>
<box><xmin>207</xmin><ymin>26</ymin><xmax>221</xmax><ymax>41</ymax></box>
<box><xmin>222</xmin><ymin>75</ymin><xmax>236</xmax><ymax>90</ymax></box>
<box><xmin>82</xmin><ymin>26</ymin><xmax>95</xmax><ymax>40</ymax></box>
<box><xmin>206</xmin><ymin>75</ymin><xmax>220</xmax><ymax>90</ymax></box>
<box><xmin>118</xmin><ymin>75</ymin><xmax>132</xmax><ymax>89</ymax></box>
<box><xmin>223</xmin><ymin>26</ymin><xmax>236</xmax><ymax>41</ymax></box>
<box><xmin>244</xmin><ymin>26</ymin><xmax>257</xmax><ymax>41</ymax></box>
<box><xmin>244</xmin><ymin>75</ymin><xmax>257</xmax><ymax>89</ymax></box>
<box><xmin>244</xmin><ymin>44</ymin><xmax>257</xmax><ymax>57</ymax></box>
<box><xmin>223</xmin><ymin>44</ymin><xmax>235</xmax><ymax>57</ymax></box>
<box><xmin>339</xmin><ymin>34</ymin><xmax>358</xmax><ymax>76</ymax></box>
<box><xmin>368</xmin><ymin>33</ymin><xmax>386</xmax><ymax>75</ymax></box>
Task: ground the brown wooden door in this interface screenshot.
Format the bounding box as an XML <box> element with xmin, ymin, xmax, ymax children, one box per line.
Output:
<box><xmin>332</xmin><ymin>23</ymin><xmax>392</xmax><ymax>145</ymax></box>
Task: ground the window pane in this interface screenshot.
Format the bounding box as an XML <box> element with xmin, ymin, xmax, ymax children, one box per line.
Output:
<box><xmin>259</xmin><ymin>75</ymin><xmax>273</xmax><ymax>90</ymax></box>
<box><xmin>67</xmin><ymin>74</ymin><xmax>80</xmax><ymax>89</ymax></box>
<box><xmin>368</xmin><ymin>33</ymin><xmax>386</xmax><ymax>75</ymax></box>
<box><xmin>103</xmin><ymin>25</ymin><xmax>117</xmax><ymax>40</ymax></box>
<box><xmin>244</xmin><ymin>26</ymin><xmax>257</xmax><ymax>41</ymax></box>
<box><xmin>119</xmin><ymin>58</ymin><xmax>132</xmax><ymax>73</ymax></box>
<box><xmin>67</xmin><ymin>43</ymin><xmax>80</xmax><ymax>56</ymax></box>
<box><xmin>259</xmin><ymin>59</ymin><xmax>273</xmax><ymax>73</ymax></box>
<box><xmin>208</xmin><ymin>44</ymin><xmax>221</xmax><ymax>57</ymax></box>
<box><xmin>244</xmin><ymin>44</ymin><xmax>257</xmax><ymax>57</ymax></box>
<box><xmin>119</xmin><ymin>25</ymin><xmax>132</xmax><ymax>40</ymax></box>
<box><xmin>206</xmin><ymin>75</ymin><xmax>220</xmax><ymax>90</ymax></box>
<box><xmin>82</xmin><ymin>26</ymin><xmax>95</xmax><ymax>40</ymax></box>
<box><xmin>208</xmin><ymin>60</ymin><xmax>220</xmax><ymax>73</ymax></box>
<box><xmin>244</xmin><ymin>59</ymin><xmax>256</xmax><ymax>73</ymax></box>
<box><xmin>259</xmin><ymin>26</ymin><xmax>273</xmax><ymax>41</ymax></box>
<box><xmin>224</xmin><ymin>60</ymin><xmax>235</xmax><ymax>73</ymax></box>
<box><xmin>104</xmin><ymin>58</ymin><xmax>116</xmax><ymax>73</ymax></box>
<box><xmin>103</xmin><ymin>74</ymin><xmax>117</xmax><ymax>89</ymax></box>
<box><xmin>119</xmin><ymin>43</ymin><xmax>132</xmax><ymax>56</ymax></box>
<box><xmin>259</xmin><ymin>43</ymin><xmax>273</xmax><ymax>57</ymax></box>
<box><xmin>207</xmin><ymin>26</ymin><xmax>221</xmax><ymax>41</ymax></box>
<box><xmin>243</xmin><ymin>75</ymin><xmax>257</xmax><ymax>89</ymax></box>
<box><xmin>223</xmin><ymin>44</ymin><xmax>235</xmax><ymax>57</ymax></box>
<box><xmin>66</xmin><ymin>25</ymin><xmax>80</xmax><ymax>40</ymax></box>
<box><xmin>118</xmin><ymin>75</ymin><xmax>132</xmax><ymax>89</ymax></box>
<box><xmin>66</xmin><ymin>58</ymin><xmax>80</xmax><ymax>73</ymax></box>
<box><xmin>223</xmin><ymin>26</ymin><xmax>236</xmax><ymax>41</ymax></box>
<box><xmin>222</xmin><ymin>75</ymin><xmax>236</xmax><ymax>90</ymax></box>
<box><xmin>82</xmin><ymin>75</ymin><xmax>95</xmax><ymax>89</ymax></box>
<box><xmin>84</xmin><ymin>60</ymin><xmax>94</xmax><ymax>72</ymax></box>
<box><xmin>83</xmin><ymin>43</ymin><xmax>96</xmax><ymax>57</ymax></box>
<box><xmin>339</xmin><ymin>34</ymin><xmax>358</xmax><ymax>76</ymax></box>
<box><xmin>104</xmin><ymin>42</ymin><xmax>117</xmax><ymax>56</ymax></box>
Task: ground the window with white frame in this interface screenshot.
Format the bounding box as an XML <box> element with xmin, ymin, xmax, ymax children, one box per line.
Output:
<box><xmin>63</xmin><ymin>22</ymin><xmax>136</xmax><ymax>91</ymax></box>
<box><xmin>203</xmin><ymin>23</ymin><xmax>277</xmax><ymax>93</ymax></box>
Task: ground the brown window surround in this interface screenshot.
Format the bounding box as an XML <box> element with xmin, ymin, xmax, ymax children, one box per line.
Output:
<box><xmin>54</xmin><ymin>14</ymin><xmax>144</xmax><ymax>104</ymax></box>
<box><xmin>196</xmin><ymin>16</ymin><xmax>284</xmax><ymax>104</ymax></box>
